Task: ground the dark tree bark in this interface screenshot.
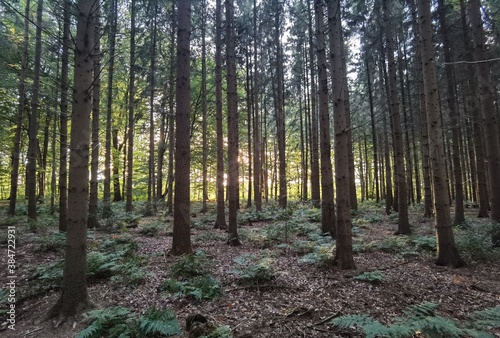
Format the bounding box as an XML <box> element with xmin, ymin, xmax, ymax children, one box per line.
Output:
<box><xmin>418</xmin><ymin>0</ymin><xmax>464</xmax><ymax>267</ymax></box>
<box><xmin>27</xmin><ymin>0</ymin><xmax>44</xmax><ymax>221</ymax></box>
<box><xmin>171</xmin><ymin>0</ymin><xmax>193</xmax><ymax>255</ymax></box>
<box><xmin>166</xmin><ymin>4</ymin><xmax>176</xmax><ymax>215</ymax></box>
<box><xmin>125</xmin><ymin>0</ymin><xmax>137</xmax><ymax>212</ymax></box>
<box><xmin>9</xmin><ymin>0</ymin><xmax>30</xmax><ymax>216</ymax></box>
<box><xmin>226</xmin><ymin>0</ymin><xmax>241</xmax><ymax>246</ymax></box>
<box><xmin>88</xmin><ymin>6</ymin><xmax>101</xmax><ymax>229</ymax></box>
<box><xmin>103</xmin><ymin>0</ymin><xmax>117</xmax><ymax>218</ymax></box>
<box><xmin>201</xmin><ymin>0</ymin><xmax>209</xmax><ymax>213</ymax></box>
<box><xmin>214</xmin><ymin>0</ymin><xmax>227</xmax><ymax>229</ymax></box>
<box><xmin>306</xmin><ymin>0</ymin><xmax>320</xmax><ymax>205</ymax></box>
<box><xmin>315</xmin><ymin>0</ymin><xmax>335</xmax><ymax>236</ymax></box>
<box><xmin>469</xmin><ymin>0</ymin><xmax>500</xmax><ymax>246</ymax></box>
<box><xmin>253</xmin><ymin>0</ymin><xmax>262</xmax><ymax>211</ymax></box>
<box><xmin>47</xmin><ymin>0</ymin><xmax>96</xmax><ymax>320</ymax></box>
<box><xmin>383</xmin><ymin>0</ymin><xmax>410</xmax><ymax>235</ymax></box>
<box><xmin>437</xmin><ymin>0</ymin><xmax>465</xmax><ymax>225</ymax></box>
<box><xmin>328</xmin><ymin>0</ymin><xmax>355</xmax><ymax>269</ymax></box>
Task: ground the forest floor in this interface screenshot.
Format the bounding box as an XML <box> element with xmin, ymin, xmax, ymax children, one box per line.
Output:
<box><xmin>1</xmin><ymin>201</ymin><xmax>500</xmax><ymax>338</ymax></box>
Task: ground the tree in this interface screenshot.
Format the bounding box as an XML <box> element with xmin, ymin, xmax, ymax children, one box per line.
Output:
<box><xmin>314</xmin><ymin>0</ymin><xmax>335</xmax><ymax>236</ymax></box>
<box><xmin>327</xmin><ymin>0</ymin><xmax>355</xmax><ymax>270</ymax></box>
<box><xmin>201</xmin><ymin>0</ymin><xmax>208</xmax><ymax>213</ymax></box>
<box><xmin>47</xmin><ymin>0</ymin><xmax>97</xmax><ymax>320</ymax></box>
<box><xmin>8</xmin><ymin>0</ymin><xmax>30</xmax><ymax>216</ymax></box>
<box><xmin>214</xmin><ymin>0</ymin><xmax>227</xmax><ymax>229</ymax></box>
<box><xmin>27</xmin><ymin>0</ymin><xmax>44</xmax><ymax>221</ymax></box>
<box><xmin>252</xmin><ymin>0</ymin><xmax>262</xmax><ymax>212</ymax></box>
<box><xmin>437</xmin><ymin>0</ymin><xmax>465</xmax><ymax>225</ymax></box>
<box><xmin>171</xmin><ymin>0</ymin><xmax>193</xmax><ymax>255</ymax></box>
<box><xmin>226</xmin><ymin>0</ymin><xmax>241</xmax><ymax>246</ymax></box>
<box><xmin>88</xmin><ymin>5</ymin><xmax>101</xmax><ymax>229</ymax></box>
<box><xmin>125</xmin><ymin>0</ymin><xmax>137</xmax><ymax>212</ymax></box>
<box><xmin>417</xmin><ymin>0</ymin><xmax>464</xmax><ymax>267</ymax></box>
<box><xmin>383</xmin><ymin>0</ymin><xmax>410</xmax><ymax>235</ymax></box>
<box><xmin>468</xmin><ymin>0</ymin><xmax>500</xmax><ymax>246</ymax></box>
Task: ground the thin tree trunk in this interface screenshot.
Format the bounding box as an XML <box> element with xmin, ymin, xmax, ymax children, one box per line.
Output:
<box><xmin>315</xmin><ymin>0</ymin><xmax>335</xmax><ymax>236</ymax></box>
<box><xmin>9</xmin><ymin>0</ymin><xmax>30</xmax><ymax>216</ymax></box>
<box><xmin>383</xmin><ymin>0</ymin><xmax>410</xmax><ymax>234</ymax></box>
<box><xmin>253</xmin><ymin>0</ymin><xmax>262</xmax><ymax>211</ymax></box>
<box><xmin>172</xmin><ymin>0</ymin><xmax>193</xmax><ymax>255</ymax></box>
<box><xmin>27</xmin><ymin>0</ymin><xmax>44</xmax><ymax>221</ymax></box>
<box><xmin>226</xmin><ymin>0</ymin><xmax>241</xmax><ymax>246</ymax></box>
<box><xmin>214</xmin><ymin>0</ymin><xmax>227</xmax><ymax>229</ymax></box>
<box><xmin>201</xmin><ymin>0</ymin><xmax>208</xmax><ymax>213</ymax></box>
<box><xmin>88</xmin><ymin>6</ymin><xmax>101</xmax><ymax>229</ymax></box>
<box><xmin>469</xmin><ymin>0</ymin><xmax>500</xmax><ymax>246</ymax></box>
<box><xmin>166</xmin><ymin>4</ymin><xmax>176</xmax><ymax>215</ymax></box>
<box><xmin>437</xmin><ymin>0</ymin><xmax>464</xmax><ymax>224</ymax></box>
<box><xmin>103</xmin><ymin>0</ymin><xmax>117</xmax><ymax>218</ymax></box>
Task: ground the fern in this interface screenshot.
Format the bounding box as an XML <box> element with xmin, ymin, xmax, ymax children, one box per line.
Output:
<box><xmin>470</xmin><ymin>306</ymin><xmax>500</xmax><ymax>330</ymax></box>
<box><xmin>332</xmin><ymin>314</ymin><xmax>389</xmax><ymax>338</ymax></box>
<box><xmin>402</xmin><ymin>301</ymin><xmax>437</xmax><ymax>318</ymax></box>
<box><xmin>139</xmin><ymin>308</ymin><xmax>180</xmax><ymax>336</ymax></box>
<box><xmin>200</xmin><ymin>325</ymin><xmax>233</xmax><ymax>338</ymax></box>
<box><xmin>171</xmin><ymin>250</ymin><xmax>210</xmax><ymax>278</ymax></box>
<box><xmin>161</xmin><ymin>275</ymin><xmax>221</xmax><ymax>301</ymax></box>
<box><xmin>354</xmin><ymin>271</ymin><xmax>385</xmax><ymax>284</ymax></box>
<box><xmin>231</xmin><ymin>254</ymin><xmax>275</xmax><ymax>284</ymax></box>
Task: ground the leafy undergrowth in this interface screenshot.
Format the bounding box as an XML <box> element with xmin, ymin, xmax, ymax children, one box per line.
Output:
<box><xmin>1</xmin><ymin>200</ymin><xmax>500</xmax><ymax>337</ymax></box>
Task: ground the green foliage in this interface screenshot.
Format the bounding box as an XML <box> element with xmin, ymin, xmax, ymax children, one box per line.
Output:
<box><xmin>161</xmin><ymin>275</ymin><xmax>221</xmax><ymax>301</ymax></box>
<box><xmin>410</xmin><ymin>236</ymin><xmax>437</xmax><ymax>252</ymax></box>
<box><xmin>76</xmin><ymin>306</ymin><xmax>180</xmax><ymax>338</ymax></box>
<box><xmin>376</xmin><ymin>237</ymin><xmax>407</xmax><ymax>253</ymax></box>
<box><xmin>298</xmin><ymin>243</ymin><xmax>334</xmax><ymax>265</ymax></box>
<box><xmin>35</xmin><ymin>232</ymin><xmax>66</xmax><ymax>253</ymax></box>
<box><xmin>455</xmin><ymin>221</ymin><xmax>500</xmax><ymax>261</ymax></box>
<box><xmin>199</xmin><ymin>325</ymin><xmax>233</xmax><ymax>338</ymax></box>
<box><xmin>355</xmin><ymin>213</ymin><xmax>384</xmax><ymax>225</ymax></box>
<box><xmin>170</xmin><ymin>250</ymin><xmax>210</xmax><ymax>279</ymax></box>
<box><xmin>230</xmin><ymin>253</ymin><xmax>275</xmax><ymax>285</ymax></box>
<box><xmin>139</xmin><ymin>220</ymin><xmax>163</xmax><ymax>237</ymax></box>
<box><xmin>354</xmin><ymin>270</ymin><xmax>385</xmax><ymax>284</ymax></box>
<box><xmin>331</xmin><ymin>302</ymin><xmax>500</xmax><ymax>338</ymax></box>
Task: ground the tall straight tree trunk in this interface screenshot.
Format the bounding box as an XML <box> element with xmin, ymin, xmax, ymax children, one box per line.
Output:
<box><xmin>125</xmin><ymin>0</ymin><xmax>137</xmax><ymax>212</ymax></box>
<box><xmin>253</xmin><ymin>0</ymin><xmax>262</xmax><ymax>212</ymax></box>
<box><xmin>103</xmin><ymin>0</ymin><xmax>117</xmax><ymax>218</ymax></box>
<box><xmin>214</xmin><ymin>0</ymin><xmax>227</xmax><ymax>229</ymax></box>
<box><xmin>274</xmin><ymin>0</ymin><xmax>286</xmax><ymax>209</ymax></box>
<box><xmin>27</xmin><ymin>0</ymin><xmax>44</xmax><ymax>221</ymax></box>
<box><xmin>383</xmin><ymin>0</ymin><xmax>410</xmax><ymax>234</ymax></box>
<box><xmin>226</xmin><ymin>0</ymin><xmax>241</xmax><ymax>246</ymax></box>
<box><xmin>307</xmin><ymin>0</ymin><xmax>320</xmax><ymax>205</ymax></box>
<box><xmin>9</xmin><ymin>0</ymin><xmax>30</xmax><ymax>216</ymax></box>
<box><xmin>469</xmin><ymin>0</ymin><xmax>500</xmax><ymax>246</ymax></box>
<box><xmin>112</xmin><ymin>129</ymin><xmax>122</xmax><ymax>201</ymax></box>
<box><xmin>172</xmin><ymin>0</ymin><xmax>193</xmax><ymax>255</ymax></box>
<box><xmin>147</xmin><ymin>1</ymin><xmax>158</xmax><ymax>215</ymax></box>
<box><xmin>166</xmin><ymin>4</ymin><xmax>176</xmax><ymax>215</ymax></box>
<box><xmin>379</xmin><ymin>57</ymin><xmax>393</xmax><ymax>215</ymax></box>
<box><xmin>88</xmin><ymin>6</ymin><xmax>101</xmax><ymax>229</ymax></box>
<box><xmin>245</xmin><ymin>50</ymin><xmax>252</xmax><ymax>209</ymax></box>
<box><xmin>328</xmin><ymin>0</ymin><xmax>355</xmax><ymax>269</ymax></box>
<box><xmin>437</xmin><ymin>0</ymin><xmax>464</xmax><ymax>224</ymax></box>
<box><xmin>47</xmin><ymin>0</ymin><xmax>96</xmax><ymax>319</ymax></box>
<box><xmin>418</xmin><ymin>0</ymin><xmax>464</xmax><ymax>267</ymax></box>
<box><xmin>459</xmin><ymin>0</ymin><xmax>489</xmax><ymax>217</ymax></box>
<box><xmin>201</xmin><ymin>0</ymin><xmax>209</xmax><ymax>213</ymax></box>
<box><xmin>315</xmin><ymin>0</ymin><xmax>335</xmax><ymax>236</ymax></box>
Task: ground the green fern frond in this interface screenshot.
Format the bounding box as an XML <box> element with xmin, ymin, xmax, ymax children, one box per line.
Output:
<box><xmin>470</xmin><ymin>306</ymin><xmax>500</xmax><ymax>330</ymax></box>
<box><xmin>331</xmin><ymin>314</ymin><xmax>377</xmax><ymax>328</ymax></box>
<box><xmin>411</xmin><ymin>316</ymin><xmax>463</xmax><ymax>337</ymax></box>
<box><xmin>402</xmin><ymin>302</ymin><xmax>437</xmax><ymax>319</ymax></box>
<box><xmin>139</xmin><ymin>308</ymin><xmax>180</xmax><ymax>336</ymax></box>
<box><xmin>75</xmin><ymin>322</ymin><xmax>104</xmax><ymax>338</ymax></box>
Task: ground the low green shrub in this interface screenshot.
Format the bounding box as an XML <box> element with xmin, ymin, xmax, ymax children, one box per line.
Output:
<box><xmin>230</xmin><ymin>254</ymin><xmax>275</xmax><ymax>285</ymax></box>
<box><xmin>170</xmin><ymin>250</ymin><xmax>210</xmax><ymax>279</ymax></box>
<box><xmin>161</xmin><ymin>275</ymin><xmax>221</xmax><ymax>301</ymax></box>
<box><xmin>354</xmin><ymin>270</ymin><xmax>385</xmax><ymax>284</ymax></box>
<box><xmin>77</xmin><ymin>306</ymin><xmax>180</xmax><ymax>338</ymax></box>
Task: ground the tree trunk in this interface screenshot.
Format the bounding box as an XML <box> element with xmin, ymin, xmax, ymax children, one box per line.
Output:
<box><xmin>469</xmin><ymin>0</ymin><xmax>500</xmax><ymax>246</ymax></box>
<box><xmin>418</xmin><ymin>0</ymin><xmax>464</xmax><ymax>267</ymax></box>
<box><xmin>9</xmin><ymin>0</ymin><xmax>30</xmax><ymax>216</ymax></box>
<box><xmin>383</xmin><ymin>0</ymin><xmax>410</xmax><ymax>235</ymax></box>
<box><xmin>226</xmin><ymin>0</ymin><xmax>241</xmax><ymax>246</ymax></box>
<box><xmin>88</xmin><ymin>6</ymin><xmax>101</xmax><ymax>229</ymax></box>
<box><xmin>171</xmin><ymin>0</ymin><xmax>193</xmax><ymax>255</ymax></box>
<box><xmin>328</xmin><ymin>0</ymin><xmax>355</xmax><ymax>269</ymax></box>
<box><xmin>253</xmin><ymin>0</ymin><xmax>262</xmax><ymax>212</ymax></box>
<box><xmin>47</xmin><ymin>0</ymin><xmax>96</xmax><ymax>320</ymax></box>
<box><xmin>125</xmin><ymin>0</ymin><xmax>136</xmax><ymax>212</ymax></box>
<box><xmin>315</xmin><ymin>0</ymin><xmax>335</xmax><ymax>236</ymax></box>
<box><xmin>112</xmin><ymin>128</ymin><xmax>122</xmax><ymax>202</ymax></box>
<box><xmin>307</xmin><ymin>0</ymin><xmax>320</xmax><ymax>205</ymax></box>
<box><xmin>437</xmin><ymin>0</ymin><xmax>465</xmax><ymax>224</ymax></box>
<box><xmin>147</xmin><ymin>0</ymin><xmax>158</xmax><ymax>215</ymax></box>
<box><xmin>166</xmin><ymin>4</ymin><xmax>176</xmax><ymax>215</ymax></box>
<box><xmin>201</xmin><ymin>0</ymin><xmax>208</xmax><ymax>214</ymax></box>
<box><xmin>214</xmin><ymin>0</ymin><xmax>227</xmax><ymax>229</ymax></box>
<box><xmin>27</xmin><ymin>0</ymin><xmax>44</xmax><ymax>221</ymax></box>
<box><xmin>103</xmin><ymin>0</ymin><xmax>117</xmax><ymax>218</ymax></box>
